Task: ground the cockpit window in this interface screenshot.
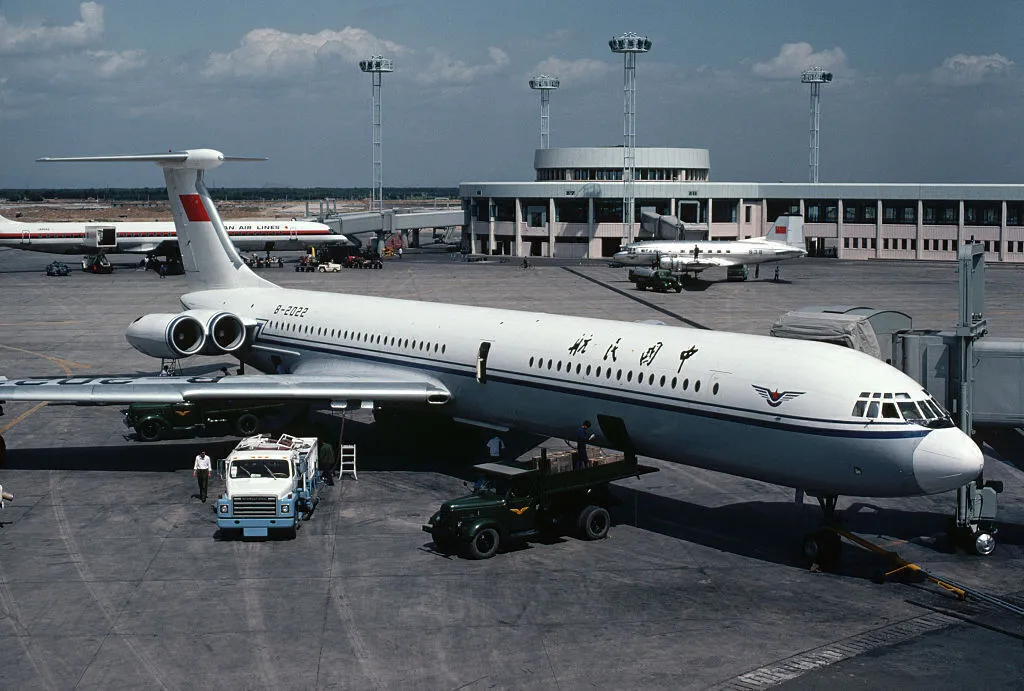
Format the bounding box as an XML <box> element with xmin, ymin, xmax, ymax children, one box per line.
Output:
<box><xmin>851</xmin><ymin>391</ymin><xmax>952</xmax><ymax>425</ymax></box>
<box><xmin>898</xmin><ymin>401</ymin><xmax>925</xmax><ymax>421</ymax></box>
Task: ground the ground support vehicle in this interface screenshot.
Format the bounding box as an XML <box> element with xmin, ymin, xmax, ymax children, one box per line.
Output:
<box><xmin>295</xmin><ymin>256</ymin><xmax>320</xmax><ymax>272</ymax></box>
<box><xmin>317</xmin><ymin>261</ymin><xmax>341</xmax><ymax>272</ymax></box>
<box><xmin>46</xmin><ymin>261</ymin><xmax>70</xmax><ymax>277</ymax></box>
<box><xmin>423</xmin><ymin>450</ymin><xmax>658</xmax><ymax>559</ymax></box>
<box><xmin>216</xmin><ymin>434</ymin><xmax>324</xmax><ymax>538</ymax></box>
<box><xmin>628</xmin><ymin>267</ymin><xmax>683</xmax><ymax>293</ymax></box>
<box><xmin>726</xmin><ymin>265</ymin><xmax>749</xmax><ymax>281</ymax></box>
<box><xmin>123</xmin><ymin>400</ymin><xmax>297</xmax><ymax>441</ymax></box>
<box><xmin>82</xmin><ymin>254</ymin><xmax>114</xmax><ymax>274</ymax></box>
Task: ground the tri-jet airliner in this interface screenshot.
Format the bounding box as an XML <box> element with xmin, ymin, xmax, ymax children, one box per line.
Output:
<box><xmin>0</xmin><ymin>213</ymin><xmax>341</xmax><ymax>258</ymax></box>
<box><xmin>0</xmin><ymin>149</ymin><xmax>983</xmax><ymax>565</ymax></box>
<box><xmin>613</xmin><ymin>213</ymin><xmax>807</xmax><ymax>275</ymax></box>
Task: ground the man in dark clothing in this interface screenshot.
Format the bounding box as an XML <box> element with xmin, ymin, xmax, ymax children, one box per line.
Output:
<box><xmin>574</xmin><ymin>420</ymin><xmax>595</xmax><ymax>470</ymax></box>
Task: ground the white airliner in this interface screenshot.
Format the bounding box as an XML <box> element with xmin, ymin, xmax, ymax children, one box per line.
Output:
<box><xmin>0</xmin><ymin>213</ymin><xmax>341</xmax><ymax>257</ymax></box>
<box><xmin>0</xmin><ymin>149</ymin><xmax>983</xmax><ymax>563</ymax></box>
<box><xmin>613</xmin><ymin>214</ymin><xmax>807</xmax><ymax>274</ymax></box>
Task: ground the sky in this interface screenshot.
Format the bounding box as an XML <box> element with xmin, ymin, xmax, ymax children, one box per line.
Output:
<box><xmin>1</xmin><ymin>1</ymin><xmax>1023</xmax><ymax>189</ymax></box>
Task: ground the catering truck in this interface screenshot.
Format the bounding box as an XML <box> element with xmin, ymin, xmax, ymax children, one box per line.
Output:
<box><xmin>216</xmin><ymin>434</ymin><xmax>323</xmax><ymax>538</ymax></box>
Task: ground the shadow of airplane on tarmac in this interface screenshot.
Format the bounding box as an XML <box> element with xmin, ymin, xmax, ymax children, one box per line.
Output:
<box><xmin>608</xmin><ymin>485</ymin><xmax>1024</xmax><ymax>580</ymax></box>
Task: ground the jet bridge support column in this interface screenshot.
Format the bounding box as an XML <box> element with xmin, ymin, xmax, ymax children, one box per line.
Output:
<box><xmin>951</xmin><ymin>241</ymin><xmax>1000</xmax><ymax>555</ymax></box>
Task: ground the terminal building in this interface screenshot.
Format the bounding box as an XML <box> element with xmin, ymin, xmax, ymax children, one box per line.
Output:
<box><xmin>459</xmin><ymin>146</ymin><xmax>1024</xmax><ymax>263</ymax></box>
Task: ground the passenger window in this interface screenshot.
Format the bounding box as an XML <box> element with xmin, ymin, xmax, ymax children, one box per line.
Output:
<box><xmin>529</xmin><ymin>357</ymin><xmax>535</xmax><ymax>367</ymax></box>
<box><xmin>557</xmin><ymin>361</ymin><xmax>562</xmax><ymax>372</ymax></box>
<box><xmin>852</xmin><ymin>401</ymin><xmax>866</xmax><ymax>417</ymax></box>
<box><xmin>882</xmin><ymin>402</ymin><xmax>900</xmax><ymax>418</ymax></box>
<box><xmin>616</xmin><ymin>370</ymin><xmax>622</xmax><ymax>380</ymax></box>
<box><xmin>627</xmin><ymin>371</ymin><xmax>633</xmax><ymax>382</ymax></box>
<box><xmin>586</xmin><ymin>365</ymin><xmax>592</xmax><ymax>376</ymax></box>
<box><xmin>575</xmin><ymin>363</ymin><xmax>581</xmax><ymax>374</ymax></box>
<box><xmin>671</xmin><ymin>377</ymin><xmax>677</xmax><ymax>388</ymax></box>
<box><xmin>660</xmin><ymin>375</ymin><xmax>666</xmax><ymax>387</ymax></box>
<box><xmin>682</xmin><ymin>379</ymin><xmax>689</xmax><ymax>390</ymax></box>
<box><xmin>547</xmin><ymin>360</ymin><xmax>552</xmax><ymax>370</ymax></box>
<box><xmin>712</xmin><ymin>382</ymin><xmax>719</xmax><ymax>395</ymax></box>
<box><xmin>694</xmin><ymin>380</ymin><xmax>701</xmax><ymax>392</ymax></box>
<box><xmin>867</xmin><ymin>401</ymin><xmax>880</xmax><ymax>417</ymax></box>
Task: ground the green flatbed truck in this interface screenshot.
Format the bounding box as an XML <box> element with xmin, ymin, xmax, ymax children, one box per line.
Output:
<box><xmin>628</xmin><ymin>267</ymin><xmax>683</xmax><ymax>292</ymax></box>
<box><xmin>423</xmin><ymin>452</ymin><xmax>658</xmax><ymax>559</ymax></box>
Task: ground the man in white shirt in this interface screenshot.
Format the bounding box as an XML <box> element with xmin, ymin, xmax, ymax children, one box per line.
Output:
<box><xmin>193</xmin><ymin>450</ymin><xmax>212</xmax><ymax>503</ymax></box>
<box><xmin>485</xmin><ymin>435</ymin><xmax>505</xmax><ymax>460</ymax></box>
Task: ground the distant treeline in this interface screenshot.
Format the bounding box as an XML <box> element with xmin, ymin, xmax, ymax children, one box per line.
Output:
<box><xmin>0</xmin><ymin>187</ymin><xmax>460</xmax><ymax>203</ymax></box>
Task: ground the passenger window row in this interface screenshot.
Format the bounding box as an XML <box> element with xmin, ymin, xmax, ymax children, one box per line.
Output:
<box><xmin>266</xmin><ymin>320</ymin><xmax>447</xmax><ymax>355</ymax></box>
<box><xmin>526</xmin><ymin>355</ymin><xmax>721</xmax><ymax>396</ymax></box>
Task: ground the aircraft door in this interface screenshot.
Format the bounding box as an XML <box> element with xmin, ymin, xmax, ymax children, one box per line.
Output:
<box><xmin>87</xmin><ymin>225</ymin><xmax>117</xmax><ymax>249</ymax></box>
<box><xmin>476</xmin><ymin>342</ymin><xmax>492</xmax><ymax>384</ymax></box>
<box><xmin>20</xmin><ymin>229</ymin><xmax>30</xmax><ymax>245</ymax></box>
<box><xmin>596</xmin><ymin>414</ymin><xmax>636</xmax><ymax>462</ymax></box>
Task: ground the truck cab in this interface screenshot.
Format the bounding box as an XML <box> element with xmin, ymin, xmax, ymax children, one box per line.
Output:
<box><xmin>424</xmin><ymin>453</ymin><xmax>657</xmax><ymax>559</ymax></box>
<box><xmin>216</xmin><ymin>434</ymin><xmax>321</xmax><ymax>538</ymax></box>
<box><xmin>628</xmin><ymin>267</ymin><xmax>683</xmax><ymax>293</ymax></box>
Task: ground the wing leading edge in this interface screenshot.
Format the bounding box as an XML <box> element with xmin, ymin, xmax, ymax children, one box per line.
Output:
<box><xmin>0</xmin><ymin>372</ymin><xmax>451</xmax><ymax>407</ymax></box>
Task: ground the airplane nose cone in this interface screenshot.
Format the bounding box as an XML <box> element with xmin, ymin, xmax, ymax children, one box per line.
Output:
<box><xmin>912</xmin><ymin>427</ymin><xmax>984</xmax><ymax>494</ymax></box>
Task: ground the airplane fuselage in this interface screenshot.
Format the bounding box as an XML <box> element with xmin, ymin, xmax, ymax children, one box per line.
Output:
<box><xmin>613</xmin><ymin>239</ymin><xmax>805</xmax><ymax>268</ymax></box>
<box><xmin>182</xmin><ymin>285</ymin><xmax>974</xmax><ymax>498</ymax></box>
<box><xmin>0</xmin><ymin>219</ymin><xmax>339</xmax><ymax>255</ymax></box>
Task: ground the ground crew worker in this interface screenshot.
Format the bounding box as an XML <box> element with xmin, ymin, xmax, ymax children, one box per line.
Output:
<box><xmin>485</xmin><ymin>435</ymin><xmax>505</xmax><ymax>460</ymax></box>
<box><xmin>574</xmin><ymin>421</ymin><xmax>595</xmax><ymax>470</ymax></box>
<box><xmin>193</xmin><ymin>450</ymin><xmax>212</xmax><ymax>503</ymax></box>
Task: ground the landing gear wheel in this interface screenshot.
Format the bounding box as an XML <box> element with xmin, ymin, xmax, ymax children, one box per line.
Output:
<box><xmin>467</xmin><ymin>527</ymin><xmax>500</xmax><ymax>559</ymax></box>
<box><xmin>579</xmin><ymin>505</ymin><xmax>610</xmax><ymax>540</ymax></box>
<box><xmin>136</xmin><ymin>419</ymin><xmax>166</xmax><ymax>442</ymax></box>
<box><xmin>235</xmin><ymin>413</ymin><xmax>259</xmax><ymax>436</ymax></box>
<box><xmin>973</xmin><ymin>531</ymin><xmax>996</xmax><ymax>556</ymax></box>
<box><xmin>802</xmin><ymin>529</ymin><xmax>842</xmax><ymax>571</ymax></box>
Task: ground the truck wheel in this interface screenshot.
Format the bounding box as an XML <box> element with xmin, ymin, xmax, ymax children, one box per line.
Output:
<box><xmin>136</xmin><ymin>418</ymin><xmax>166</xmax><ymax>442</ymax></box>
<box><xmin>467</xmin><ymin>527</ymin><xmax>500</xmax><ymax>559</ymax></box>
<box><xmin>675</xmin><ymin>285</ymin><xmax>683</xmax><ymax>293</ymax></box>
<box><xmin>235</xmin><ymin>413</ymin><xmax>259</xmax><ymax>436</ymax></box>
<box><xmin>579</xmin><ymin>505</ymin><xmax>610</xmax><ymax>540</ymax></box>
<box><xmin>636</xmin><ymin>284</ymin><xmax>645</xmax><ymax>291</ymax></box>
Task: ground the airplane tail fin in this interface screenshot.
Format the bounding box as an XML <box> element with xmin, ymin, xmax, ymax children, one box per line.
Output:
<box><xmin>762</xmin><ymin>213</ymin><xmax>804</xmax><ymax>248</ymax></box>
<box><xmin>37</xmin><ymin>149</ymin><xmax>274</xmax><ymax>291</ymax></box>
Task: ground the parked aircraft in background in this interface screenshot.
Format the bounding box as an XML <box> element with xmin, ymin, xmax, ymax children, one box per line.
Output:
<box><xmin>0</xmin><ymin>213</ymin><xmax>342</xmax><ymax>258</ymax></box>
<box><xmin>0</xmin><ymin>150</ymin><xmax>983</xmax><ymax>567</ymax></box>
<box><xmin>613</xmin><ymin>214</ymin><xmax>807</xmax><ymax>275</ymax></box>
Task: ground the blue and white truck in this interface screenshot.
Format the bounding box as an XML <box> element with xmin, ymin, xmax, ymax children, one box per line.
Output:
<box><xmin>216</xmin><ymin>434</ymin><xmax>322</xmax><ymax>538</ymax></box>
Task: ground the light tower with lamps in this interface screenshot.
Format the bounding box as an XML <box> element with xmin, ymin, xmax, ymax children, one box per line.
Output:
<box><xmin>528</xmin><ymin>75</ymin><xmax>560</xmax><ymax>150</ymax></box>
<box><xmin>800</xmin><ymin>66</ymin><xmax>833</xmax><ymax>184</ymax></box>
<box><xmin>609</xmin><ymin>32</ymin><xmax>652</xmax><ymax>243</ymax></box>
<box><xmin>359</xmin><ymin>55</ymin><xmax>394</xmax><ymax>210</ymax></box>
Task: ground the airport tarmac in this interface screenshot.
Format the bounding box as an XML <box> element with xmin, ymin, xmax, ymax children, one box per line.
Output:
<box><xmin>0</xmin><ymin>248</ymin><xmax>1022</xmax><ymax>690</ymax></box>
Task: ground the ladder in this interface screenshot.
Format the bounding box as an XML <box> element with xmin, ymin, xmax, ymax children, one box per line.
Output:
<box><xmin>339</xmin><ymin>444</ymin><xmax>357</xmax><ymax>480</ymax></box>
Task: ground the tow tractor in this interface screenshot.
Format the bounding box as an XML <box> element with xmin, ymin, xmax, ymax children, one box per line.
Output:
<box><xmin>216</xmin><ymin>434</ymin><xmax>324</xmax><ymax>539</ymax></box>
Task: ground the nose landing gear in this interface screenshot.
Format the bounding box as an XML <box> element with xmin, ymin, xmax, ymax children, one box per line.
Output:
<box><xmin>801</xmin><ymin>494</ymin><xmax>843</xmax><ymax>571</ymax></box>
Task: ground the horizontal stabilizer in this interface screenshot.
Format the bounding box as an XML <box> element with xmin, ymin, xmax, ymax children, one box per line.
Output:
<box><xmin>37</xmin><ymin>149</ymin><xmax>265</xmax><ymax>171</ymax></box>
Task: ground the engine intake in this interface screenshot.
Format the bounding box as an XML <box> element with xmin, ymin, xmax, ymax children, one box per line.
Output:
<box><xmin>126</xmin><ymin>313</ymin><xmax>205</xmax><ymax>359</ymax></box>
<box><xmin>186</xmin><ymin>310</ymin><xmax>246</xmax><ymax>354</ymax></box>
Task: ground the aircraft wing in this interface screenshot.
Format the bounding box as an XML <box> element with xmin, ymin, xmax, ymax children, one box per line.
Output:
<box><xmin>0</xmin><ymin>370</ymin><xmax>451</xmax><ymax>407</ymax></box>
<box><xmin>667</xmin><ymin>256</ymin><xmax>736</xmax><ymax>271</ymax></box>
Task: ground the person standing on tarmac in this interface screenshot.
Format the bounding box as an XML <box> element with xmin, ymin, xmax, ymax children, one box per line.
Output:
<box><xmin>574</xmin><ymin>421</ymin><xmax>595</xmax><ymax>470</ymax></box>
<box><xmin>193</xmin><ymin>450</ymin><xmax>212</xmax><ymax>503</ymax></box>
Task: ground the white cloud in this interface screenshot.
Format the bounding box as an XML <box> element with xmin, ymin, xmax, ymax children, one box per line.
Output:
<box><xmin>87</xmin><ymin>49</ymin><xmax>148</xmax><ymax>78</ymax></box>
<box><xmin>415</xmin><ymin>46</ymin><xmax>510</xmax><ymax>86</ymax></box>
<box><xmin>0</xmin><ymin>2</ymin><xmax>104</xmax><ymax>55</ymax></box>
<box><xmin>202</xmin><ymin>26</ymin><xmax>408</xmax><ymax>80</ymax></box>
<box><xmin>929</xmin><ymin>53</ymin><xmax>1013</xmax><ymax>87</ymax></box>
<box><xmin>752</xmin><ymin>42</ymin><xmax>847</xmax><ymax>79</ymax></box>
<box><xmin>529</xmin><ymin>57</ymin><xmax>609</xmax><ymax>86</ymax></box>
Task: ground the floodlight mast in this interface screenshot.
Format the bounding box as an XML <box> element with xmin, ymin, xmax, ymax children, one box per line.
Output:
<box><xmin>609</xmin><ymin>32</ymin><xmax>652</xmax><ymax>244</ymax></box>
<box><xmin>800</xmin><ymin>66</ymin><xmax>833</xmax><ymax>184</ymax></box>
<box><xmin>359</xmin><ymin>56</ymin><xmax>394</xmax><ymax>211</ymax></box>
<box><xmin>529</xmin><ymin>75</ymin><xmax>560</xmax><ymax>150</ymax></box>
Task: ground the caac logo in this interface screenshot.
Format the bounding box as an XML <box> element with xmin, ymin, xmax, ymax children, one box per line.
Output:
<box><xmin>752</xmin><ymin>385</ymin><xmax>805</xmax><ymax>408</ymax></box>
<box><xmin>510</xmin><ymin>506</ymin><xmax>529</xmax><ymax>516</ymax></box>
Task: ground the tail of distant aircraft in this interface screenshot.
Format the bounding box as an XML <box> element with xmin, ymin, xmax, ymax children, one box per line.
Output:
<box><xmin>759</xmin><ymin>213</ymin><xmax>804</xmax><ymax>248</ymax></box>
<box><xmin>37</xmin><ymin>149</ymin><xmax>273</xmax><ymax>291</ymax></box>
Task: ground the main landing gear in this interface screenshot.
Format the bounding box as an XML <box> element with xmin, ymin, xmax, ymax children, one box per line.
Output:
<box><xmin>801</xmin><ymin>494</ymin><xmax>843</xmax><ymax>572</ymax></box>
